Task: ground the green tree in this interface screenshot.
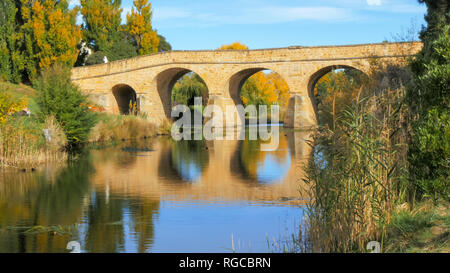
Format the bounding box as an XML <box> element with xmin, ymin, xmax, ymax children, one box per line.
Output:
<box><xmin>108</xmin><ymin>39</ymin><xmax>138</xmax><ymax>62</ymax></box>
<box><xmin>83</xmin><ymin>30</ymin><xmax>138</xmax><ymax>66</ymax></box>
<box><xmin>172</xmin><ymin>73</ymin><xmax>208</xmax><ymax>106</ymax></box>
<box><xmin>407</xmin><ymin>0</ymin><xmax>449</xmax><ymax>200</ymax></box>
<box><xmin>0</xmin><ymin>0</ymin><xmax>16</xmax><ymax>82</ymax></box>
<box><xmin>33</xmin><ymin>65</ymin><xmax>97</xmax><ymax>150</ymax></box>
<box><xmin>157</xmin><ymin>34</ymin><xmax>172</xmax><ymax>52</ymax></box>
<box><xmin>85</xmin><ymin>51</ymin><xmax>107</xmax><ymax>66</ymax></box>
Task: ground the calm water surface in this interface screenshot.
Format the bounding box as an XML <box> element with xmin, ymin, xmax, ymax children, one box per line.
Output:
<box><xmin>0</xmin><ymin>128</ymin><xmax>313</xmax><ymax>253</ymax></box>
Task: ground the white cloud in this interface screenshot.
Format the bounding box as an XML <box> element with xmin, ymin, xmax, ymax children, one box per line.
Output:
<box><xmin>366</xmin><ymin>0</ymin><xmax>382</xmax><ymax>6</ymax></box>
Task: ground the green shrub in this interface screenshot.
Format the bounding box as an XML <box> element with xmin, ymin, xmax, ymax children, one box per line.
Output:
<box><xmin>33</xmin><ymin>65</ymin><xmax>97</xmax><ymax>150</ymax></box>
<box><xmin>409</xmin><ymin>107</ymin><xmax>449</xmax><ymax>201</ymax></box>
<box><xmin>408</xmin><ymin>20</ymin><xmax>450</xmax><ymax>201</ymax></box>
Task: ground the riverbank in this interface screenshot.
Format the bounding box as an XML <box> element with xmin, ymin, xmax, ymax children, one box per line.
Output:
<box><xmin>0</xmin><ymin>82</ymin><xmax>66</xmax><ymax>169</ymax></box>
<box><xmin>1</xmin><ymin>81</ymin><xmax>168</xmax><ymax>169</ymax></box>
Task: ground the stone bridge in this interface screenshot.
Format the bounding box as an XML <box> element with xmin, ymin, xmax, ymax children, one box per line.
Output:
<box><xmin>71</xmin><ymin>42</ymin><xmax>422</xmax><ymax>128</ymax></box>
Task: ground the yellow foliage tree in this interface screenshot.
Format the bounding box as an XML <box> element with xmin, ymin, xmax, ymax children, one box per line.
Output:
<box><xmin>125</xmin><ymin>0</ymin><xmax>159</xmax><ymax>55</ymax></box>
<box><xmin>218</xmin><ymin>42</ymin><xmax>248</xmax><ymax>50</ymax></box>
<box><xmin>20</xmin><ymin>0</ymin><xmax>81</xmax><ymax>79</ymax></box>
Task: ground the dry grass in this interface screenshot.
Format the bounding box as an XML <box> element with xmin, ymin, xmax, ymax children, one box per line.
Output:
<box><xmin>89</xmin><ymin>114</ymin><xmax>158</xmax><ymax>143</ymax></box>
<box><xmin>0</xmin><ymin>116</ymin><xmax>67</xmax><ymax>169</ymax></box>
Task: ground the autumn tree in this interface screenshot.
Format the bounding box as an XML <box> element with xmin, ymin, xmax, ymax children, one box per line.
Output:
<box><xmin>22</xmin><ymin>0</ymin><xmax>81</xmax><ymax>77</ymax></box>
<box><xmin>0</xmin><ymin>0</ymin><xmax>80</xmax><ymax>82</ymax></box>
<box><xmin>313</xmin><ymin>69</ymin><xmax>367</xmax><ymax>127</ymax></box>
<box><xmin>218</xmin><ymin>42</ymin><xmax>248</xmax><ymax>50</ymax></box>
<box><xmin>80</xmin><ymin>0</ymin><xmax>122</xmax><ymax>53</ymax></box>
<box><xmin>241</xmin><ymin>71</ymin><xmax>289</xmax><ymax>117</ymax></box>
<box><xmin>125</xmin><ymin>0</ymin><xmax>159</xmax><ymax>55</ymax></box>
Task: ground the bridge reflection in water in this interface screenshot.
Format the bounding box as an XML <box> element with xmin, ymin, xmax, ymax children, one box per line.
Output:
<box><xmin>0</xmin><ymin>128</ymin><xmax>313</xmax><ymax>253</ymax></box>
<box><xmin>90</xmin><ymin>129</ymin><xmax>313</xmax><ymax>204</ymax></box>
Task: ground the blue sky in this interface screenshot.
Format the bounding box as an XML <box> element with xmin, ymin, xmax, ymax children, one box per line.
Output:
<box><xmin>72</xmin><ymin>0</ymin><xmax>427</xmax><ymax>50</ymax></box>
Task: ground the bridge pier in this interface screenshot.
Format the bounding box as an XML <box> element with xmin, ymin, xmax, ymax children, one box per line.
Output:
<box><xmin>284</xmin><ymin>95</ymin><xmax>317</xmax><ymax>129</ymax></box>
<box><xmin>206</xmin><ymin>95</ymin><xmax>245</xmax><ymax>128</ymax></box>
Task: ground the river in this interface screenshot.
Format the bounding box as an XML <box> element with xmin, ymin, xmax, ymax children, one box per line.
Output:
<box><xmin>0</xmin><ymin>127</ymin><xmax>313</xmax><ymax>253</ymax></box>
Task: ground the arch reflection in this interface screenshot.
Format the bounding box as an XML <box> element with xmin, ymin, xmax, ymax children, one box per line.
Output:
<box><xmin>231</xmin><ymin>132</ymin><xmax>291</xmax><ymax>185</ymax></box>
<box><xmin>158</xmin><ymin>139</ymin><xmax>209</xmax><ymax>183</ymax></box>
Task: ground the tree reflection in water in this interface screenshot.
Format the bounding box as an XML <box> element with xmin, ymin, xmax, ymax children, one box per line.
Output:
<box><xmin>157</xmin><ymin>139</ymin><xmax>209</xmax><ymax>183</ymax></box>
<box><xmin>232</xmin><ymin>132</ymin><xmax>291</xmax><ymax>185</ymax></box>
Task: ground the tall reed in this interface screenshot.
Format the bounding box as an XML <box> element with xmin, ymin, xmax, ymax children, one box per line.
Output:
<box><xmin>0</xmin><ymin>116</ymin><xmax>67</xmax><ymax>169</ymax></box>
<box><xmin>302</xmin><ymin>64</ymin><xmax>413</xmax><ymax>252</ymax></box>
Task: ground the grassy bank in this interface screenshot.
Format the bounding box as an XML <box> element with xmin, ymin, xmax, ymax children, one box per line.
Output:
<box><xmin>385</xmin><ymin>201</ymin><xmax>449</xmax><ymax>253</ymax></box>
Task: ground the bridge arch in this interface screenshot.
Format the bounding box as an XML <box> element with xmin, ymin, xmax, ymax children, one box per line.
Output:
<box><xmin>228</xmin><ymin>67</ymin><xmax>290</xmax><ymax>105</ymax></box>
<box><xmin>226</xmin><ymin>67</ymin><xmax>291</xmax><ymax>126</ymax></box>
<box><xmin>112</xmin><ymin>84</ymin><xmax>138</xmax><ymax>115</ymax></box>
<box><xmin>307</xmin><ymin>64</ymin><xmax>369</xmax><ymax>123</ymax></box>
<box><xmin>228</xmin><ymin>68</ymin><xmax>266</xmax><ymax>106</ymax></box>
<box><xmin>154</xmin><ymin>67</ymin><xmax>209</xmax><ymax>119</ymax></box>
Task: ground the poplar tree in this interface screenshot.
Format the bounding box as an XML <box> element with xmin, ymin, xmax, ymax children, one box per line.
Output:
<box><xmin>125</xmin><ymin>0</ymin><xmax>159</xmax><ymax>55</ymax></box>
<box><xmin>0</xmin><ymin>0</ymin><xmax>15</xmax><ymax>81</ymax></box>
<box><xmin>80</xmin><ymin>0</ymin><xmax>123</xmax><ymax>53</ymax></box>
<box><xmin>0</xmin><ymin>0</ymin><xmax>23</xmax><ymax>83</ymax></box>
<box><xmin>16</xmin><ymin>0</ymin><xmax>81</xmax><ymax>81</ymax></box>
